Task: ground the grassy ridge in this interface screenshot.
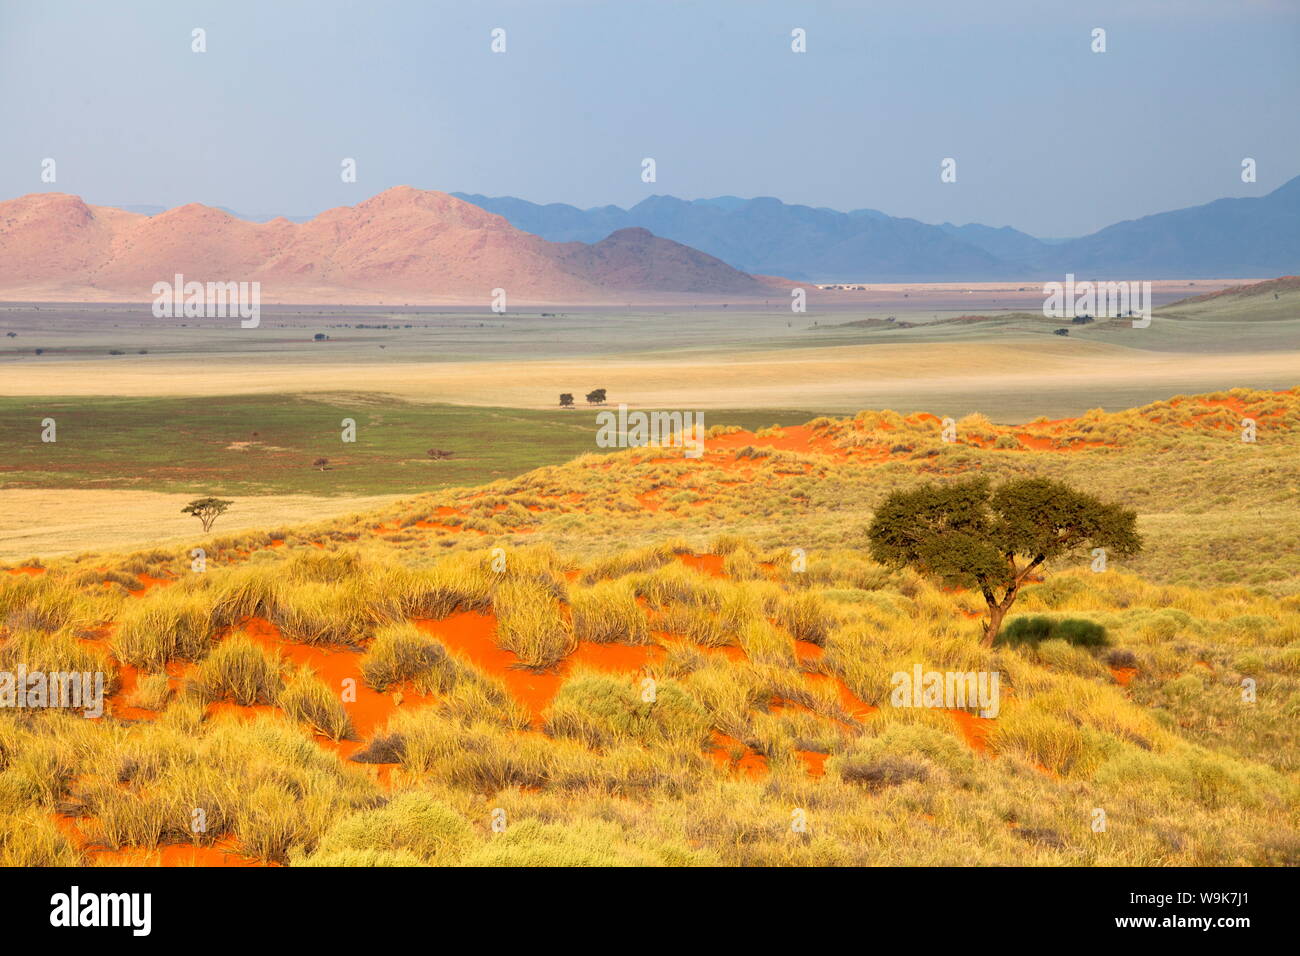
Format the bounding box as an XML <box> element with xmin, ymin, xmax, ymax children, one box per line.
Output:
<box><xmin>2</xmin><ymin>387</ymin><xmax>1297</xmax><ymax>867</ymax></box>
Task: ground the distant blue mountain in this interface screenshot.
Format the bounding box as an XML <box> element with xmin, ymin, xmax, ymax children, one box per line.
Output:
<box><xmin>937</xmin><ymin>222</ymin><xmax>1047</xmax><ymax>265</ymax></box>
<box><xmin>1043</xmin><ymin>176</ymin><xmax>1300</xmax><ymax>278</ymax></box>
<box><xmin>455</xmin><ymin>177</ymin><xmax>1300</xmax><ymax>281</ymax></box>
<box><xmin>454</xmin><ymin>192</ymin><xmax>1005</xmax><ymax>281</ymax></box>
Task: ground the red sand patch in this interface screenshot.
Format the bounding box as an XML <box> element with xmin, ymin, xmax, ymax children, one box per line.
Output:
<box><xmin>206</xmin><ymin>701</ymin><xmax>280</xmax><ymax>721</ymax></box>
<box><xmin>1014</xmin><ymin>433</ymin><xmax>1056</xmax><ymax>451</ymax></box>
<box><xmin>706</xmin><ymin>731</ymin><xmax>769</xmax><ymax>779</ymax></box>
<box><xmin>803</xmin><ymin>671</ymin><xmax>877</xmax><ymax>720</ymax></box>
<box><xmin>948</xmin><ymin>709</ymin><xmax>993</xmax><ymax>753</ymax></box>
<box><xmin>415</xmin><ymin>612</ymin><xmax>559</xmax><ymax>723</ymax></box>
<box><xmin>635</xmin><ymin>491</ymin><xmax>662</xmax><ymax>512</ymax></box>
<box><xmin>110</xmin><ymin>660</ymin><xmax>187</xmax><ymax>722</ymax></box>
<box><xmin>414</xmin><ymin>612</ymin><xmax>664</xmax><ymax>726</ymax></box>
<box><xmin>677</xmin><ymin>553</ymin><xmax>726</xmax><ymax>578</ymax></box>
<box><xmin>707</xmin><ymin>424</ymin><xmax>844</xmax><ymax>458</ymax></box>
<box><xmin>236</xmin><ymin>616</ymin><xmax>433</xmax><ymax>753</ymax></box>
<box><xmin>796</xmin><ymin>749</ymin><xmax>829</xmax><ymax>777</ymax></box>
<box><xmin>1110</xmin><ymin>666</ymin><xmax>1137</xmax><ymax>687</ymax></box>
<box><xmin>794</xmin><ymin>640</ymin><xmax>824</xmax><ymax>662</ymax></box>
<box><xmin>570</xmin><ymin>640</ymin><xmax>665</xmax><ymax>674</ymax></box>
<box><xmin>76</xmin><ymin>625</ymin><xmax>185</xmax><ymax>722</ymax></box>
<box><xmin>55</xmin><ymin>814</ymin><xmax>274</xmax><ymax>866</ymax></box>
<box><xmin>5</xmin><ymin>566</ymin><xmax>45</xmax><ymax>576</ymax></box>
<box><xmin>125</xmin><ymin>572</ymin><xmax>172</xmax><ymax>597</ymax></box>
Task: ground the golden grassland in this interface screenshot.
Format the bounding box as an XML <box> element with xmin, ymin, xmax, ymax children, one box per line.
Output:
<box><xmin>0</xmin><ymin>490</ymin><xmax>404</xmax><ymax>562</ymax></box>
<box><xmin>1</xmin><ymin>387</ymin><xmax>1298</xmax><ymax>866</ymax></box>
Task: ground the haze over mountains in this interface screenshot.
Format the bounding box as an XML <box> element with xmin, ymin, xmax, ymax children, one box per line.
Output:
<box><xmin>3</xmin><ymin>176</ymin><xmax>1294</xmax><ymax>305</ymax></box>
<box><xmin>0</xmin><ymin>187</ymin><xmax>782</xmax><ymax>304</ymax></box>
<box><xmin>456</xmin><ymin>175</ymin><xmax>1300</xmax><ymax>282</ymax></box>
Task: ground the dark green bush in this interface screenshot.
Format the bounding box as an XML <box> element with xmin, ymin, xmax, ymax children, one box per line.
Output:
<box><xmin>997</xmin><ymin>615</ymin><xmax>1108</xmax><ymax>648</ymax></box>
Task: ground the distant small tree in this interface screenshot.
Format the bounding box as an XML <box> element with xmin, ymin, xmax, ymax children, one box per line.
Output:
<box><xmin>586</xmin><ymin>388</ymin><xmax>607</xmax><ymax>405</ymax></box>
<box><xmin>313</xmin><ymin>457</ymin><xmax>329</xmax><ymax>471</ymax></box>
<box><xmin>5</xmin><ymin>332</ymin><xmax>15</xmax><ymax>338</ymax></box>
<box><xmin>313</xmin><ymin>333</ymin><xmax>329</xmax><ymax>341</ymax></box>
<box><xmin>559</xmin><ymin>393</ymin><xmax>574</xmax><ymax>408</ymax></box>
<box><xmin>867</xmin><ymin>477</ymin><xmax>1141</xmax><ymax>646</ymax></box>
<box><xmin>181</xmin><ymin>497</ymin><xmax>233</xmax><ymax>533</ymax></box>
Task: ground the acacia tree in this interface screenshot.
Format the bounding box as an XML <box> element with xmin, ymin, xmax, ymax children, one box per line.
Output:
<box><xmin>586</xmin><ymin>388</ymin><xmax>607</xmax><ymax>405</ymax></box>
<box><xmin>559</xmin><ymin>393</ymin><xmax>574</xmax><ymax>408</ymax></box>
<box><xmin>866</xmin><ymin>477</ymin><xmax>1141</xmax><ymax>646</ymax></box>
<box><xmin>181</xmin><ymin>497</ymin><xmax>233</xmax><ymax>533</ymax></box>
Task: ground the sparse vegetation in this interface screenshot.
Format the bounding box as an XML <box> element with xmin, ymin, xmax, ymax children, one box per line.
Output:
<box><xmin>4</xmin><ymin>387</ymin><xmax>1298</xmax><ymax>868</ymax></box>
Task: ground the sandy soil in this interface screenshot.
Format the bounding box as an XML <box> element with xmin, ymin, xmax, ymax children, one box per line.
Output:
<box><xmin>0</xmin><ymin>489</ymin><xmax>404</xmax><ymax>560</ymax></box>
<box><xmin>4</xmin><ymin>341</ymin><xmax>1295</xmax><ymax>416</ymax></box>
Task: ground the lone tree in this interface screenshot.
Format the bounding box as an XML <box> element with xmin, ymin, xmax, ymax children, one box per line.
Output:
<box><xmin>586</xmin><ymin>388</ymin><xmax>607</xmax><ymax>405</ymax></box>
<box><xmin>559</xmin><ymin>393</ymin><xmax>574</xmax><ymax>408</ymax></box>
<box><xmin>312</xmin><ymin>457</ymin><xmax>329</xmax><ymax>471</ymax></box>
<box><xmin>867</xmin><ymin>477</ymin><xmax>1140</xmax><ymax>646</ymax></box>
<box><xmin>181</xmin><ymin>497</ymin><xmax>233</xmax><ymax>533</ymax></box>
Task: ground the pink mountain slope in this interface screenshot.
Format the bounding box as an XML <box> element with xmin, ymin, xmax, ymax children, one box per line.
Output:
<box><xmin>0</xmin><ymin>187</ymin><xmax>785</xmax><ymax>304</ymax></box>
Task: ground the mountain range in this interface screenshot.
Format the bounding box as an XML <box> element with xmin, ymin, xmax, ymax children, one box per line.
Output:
<box><xmin>3</xmin><ymin>176</ymin><xmax>1295</xmax><ymax>304</ymax></box>
<box><xmin>0</xmin><ymin>188</ymin><xmax>785</xmax><ymax>304</ymax></box>
<box><xmin>455</xmin><ymin>176</ymin><xmax>1300</xmax><ymax>282</ymax></box>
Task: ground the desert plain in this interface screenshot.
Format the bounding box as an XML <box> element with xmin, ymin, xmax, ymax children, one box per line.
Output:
<box><xmin>1</xmin><ymin>276</ymin><xmax>1298</xmax><ymax>867</ymax></box>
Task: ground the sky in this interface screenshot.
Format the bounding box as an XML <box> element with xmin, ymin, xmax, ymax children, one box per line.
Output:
<box><xmin>1</xmin><ymin>0</ymin><xmax>1297</xmax><ymax>238</ymax></box>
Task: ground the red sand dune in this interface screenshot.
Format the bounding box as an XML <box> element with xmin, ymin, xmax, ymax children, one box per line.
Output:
<box><xmin>0</xmin><ymin>188</ymin><xmax>782</xmax><ymax>303</ymax></box>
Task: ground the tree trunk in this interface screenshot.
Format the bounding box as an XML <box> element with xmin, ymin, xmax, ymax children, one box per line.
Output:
<box><xmin>981</xmin><ymin>602</ymin><xmax>1008</xmax><ymax>648</ymax></box>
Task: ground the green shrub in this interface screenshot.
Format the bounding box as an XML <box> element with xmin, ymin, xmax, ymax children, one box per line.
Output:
<box><xmin>998</xmin><ymin>615</ymin><xmax>1108</xmax><ymax>649</ymax></box>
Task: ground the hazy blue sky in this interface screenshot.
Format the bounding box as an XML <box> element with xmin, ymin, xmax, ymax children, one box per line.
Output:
<box><xmin>1</xmin><ymin>0</ymin><xmax>1296</xmax><ymax>237</ymax></box>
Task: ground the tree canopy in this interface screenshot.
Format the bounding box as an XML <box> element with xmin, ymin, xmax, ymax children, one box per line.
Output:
<box><xmin>181</xmin><ymin>496</ymin><xmax>233</xmax><ymax>533</ymax></box>
<box><xmin>867</xmin><ymin>477</ymin><xmax>1141</xmax><ymax>645</ymax></box>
